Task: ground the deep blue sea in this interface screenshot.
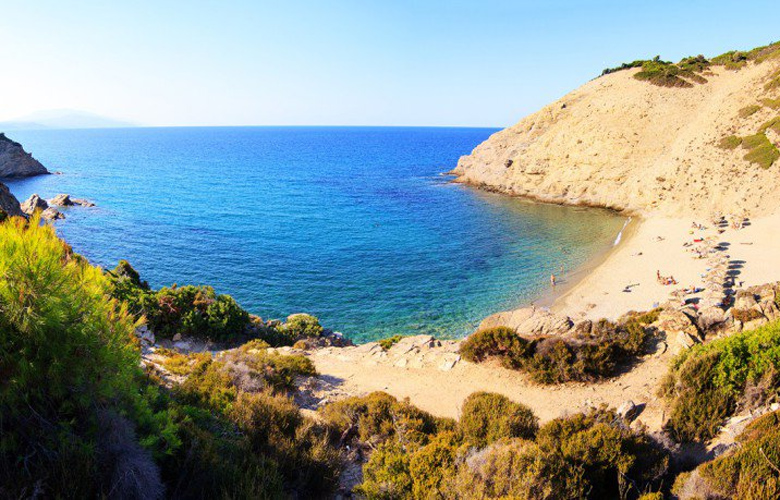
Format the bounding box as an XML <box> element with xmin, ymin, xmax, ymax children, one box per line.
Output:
<box><xmin>5</xmin><ymin>127</ymin><xmax>624</xmax><ymax>342</ymax></box>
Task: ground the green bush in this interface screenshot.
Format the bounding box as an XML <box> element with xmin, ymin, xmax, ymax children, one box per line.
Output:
<box><xmin>459</xmin><ymin>326</ymin><xmax>532</xmax><ymax>368</ymax></box>
<box><xmin>378</xmin><ymin>334</ymin><xmax>405</xmax><ymax>351</ymax></box>
<box><xmin>357</xmin><ymin>441</ymin><xmax>413</xmax><ymax>499</ymax></box>
<box><xmin>742</xmin><ymin>133</ymin><xmax>780</xmax><ymax>169</ymax></box>
<box><xmin>284</xmin><ymin>313</ymin><xmax>324</xmax><ymax>338</ymax></box>
<box><xmin>720</xmin><ymin>135</ymin><xmax>743</xmax><ymax>150</ymax></box>
<box><xmin>762</xmin><ymin>98</ymin><xmax>780</xmax><ymax>110</ymax></box>
<box><xmin>660</xmin><ymin>320</ymin><xmax>780</xmax><ymax>442</ymax></box>
<box><xmin>676</xmin><ymin>410</ymin><xmax>780</xmax><ymax>499</ymax></box>
<box><xmin>408</xmin><ymin>432</ymin><xmax>460</xmax><ymax>498</ymax></box>
<box><xmin>759</xmin><ymin>115</ymin><xmax>780</xmax><ymax>135</ymax></box>
<box><xmin>0</xmin><ymin>215</ymin><xmax>165</xmax><ymax>498</ymax></box>
<box><xmin>319</xmin><ymin>391</ymin><xmax>448</xmax><ymax>448</ymax></box>
<box><xmin>634</xmin><ymin>59</ymin><xmax>694</xmax><ymax>88</ymax></box>
<box><xmin>461</xmin><ymin>318</ymin><xmax>652</xmax><ymax>384</ymax></box>
<box><xmin>459</xmin><ymin>392</ymin><xmax>538</xmax><ymax>447</ymax></box>
<box><xmin>740</xmin><ymin>104</ymin><xmax>762</xmax><ymax>118</ymax></box>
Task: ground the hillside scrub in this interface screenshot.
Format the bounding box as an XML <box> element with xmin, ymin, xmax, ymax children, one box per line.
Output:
<box><xmin>660</xmin><ymin>319</ymin><xmax>780</xmax><ymax>442</ymax></box>
<box><xmin>672</xmin><ymin>410</ymin><xmax>780</xmax><ymax>499</ymax></box>
<box><xmin>742</xmin><ymin>133</ymin><xmax>780</xmax><ymax>169</ymax></box>
<box><xmin>326</xmin><ymin>393</ymin><xmax>670</xmax><ymax>500</ymax></box>
<box><xmin>0</xmin><ymin>215</ymin><xmax>162</xmax><ymax>497</ymax></box>
<box><xmin>459</xmin><ymin>314</ymin><xmax>655</xmax><ymax>383</ymax></box>
<box><xmin>0</xmin><ymin>215</ymin><xmax>342</xmax><ymax>497</ymax></box>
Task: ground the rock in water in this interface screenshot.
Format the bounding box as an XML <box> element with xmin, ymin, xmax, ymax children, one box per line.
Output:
<box><xmin>0</xmin><ymin>133</ymin><xmax>49</xmax><ymax>178</ymax></box>
<box><xmin>0</xmin><ymin>182</ymin><xmax>23</xmax><ymax>217</ymax></box>
<box><xmin>20</xmin><ymin>194</ymin><xmax>49</xmax><ymax>215</ymax></box>
<box><xmin>41</xmin><ymin>207</ymin><xmax>65</xmax><ymax>220</ymax></box>
<box><xmin>49</xmin><ymin>194</ymin><xmax>75</xmax><ymax>207</ymax></box>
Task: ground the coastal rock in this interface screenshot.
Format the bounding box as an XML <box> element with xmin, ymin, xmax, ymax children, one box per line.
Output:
<box><xmin>653</xmin><ymin>309</ymin><xmax>700</xmax><ymax>341</ymax></box>
<box><xmin>49</xmin><ymin>194</ymin><xmax>75</xmax><ymax>207</ymax></box>
<box><xmin>0</xmin><ymin>133</ymin><xmax>49</xmax><ymax>178</ymax></box>
<box><xmin>0</xmin><ymin>182</ymin><xmax>23</xmax><ymax>218</ymax></box>
<box><xmin>71</xmin><ymin>198</ymin><xmax>96</xmax><ymax>207</ymax></box>
<box><xmin>41</xmin><ymin>207</ymin><xmax>65</xmax><ymax>221</ymax></box>
<box><xmin>696</xmin><ymin>306</ymin><xmax>727</xmax><ymax>334</ymax></box>
<box><xmin>135</xmin><ymin>325</ymin><xmax>155</xmax><ymax>345</ymax></box>
<box><xmin>479</xmin><ymin>306</ymin><xmax>573</xmax><ymax>339</ymax></box>
<box><xmin>21</xmin><ymin>194</ymin><xmax>49</xmax><ymax>215</ymax></box>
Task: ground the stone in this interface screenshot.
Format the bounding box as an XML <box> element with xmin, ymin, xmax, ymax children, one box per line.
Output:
<box><xmin>49</xmin><ymin>194</ymin><xmax>75</xmax><ymax>207</ymax></box>
<box><xmin>653</xmin><ymin>309</ymin><xmax>701</xmax><ymax>341</ymax></box>
<box><xmin>696</xmin><ymin>306</ymin><xmax>727</xmax><ymax>333</ymax></box>
<box><xmin>172</xmin><ymin>333</ymin><xmax>182</xmax><ymax>342</ymax></box>
<box><xmin>135</xmin><ymin>325</ymin><xmax>155</xmax><ymax>345</ymax></box>
<box><xmin>733</xmin><ymin>290</ymin><xmax>758</xmax><ymax>311</ymax></box>
<box><xmin>71</xmin><ymin>198</ymin><xmax>96</xmax><ymax>207</ymax></box>
<box><xmin>173</xmin><ymin>341</ymin><xmax>192</xmax><ymax>352</ymax></box>
<box><xmin>0</xmin><ymin>182</ymin><xmax>23</xmax><ymax>217</ymax></box>
<box><xmin>40</xmin><ymin>207</ymin><xmax>64</xmax><ymax>220</ymax></box>
<box><xmin>676</xmin><ymin>330</ymin><xmax>700</xmax><ymax>351</ymax></box>
<box><xmin>438</xmin><ymin>353</ymin><xmax>460</xmax><ymax>371</ymax></box>
<box><xmin>479</xmin><ymin>306</ymin><xmax>573</xmax><ymax>339</ymax></box>
<box><xmin>20</xmin><ymin>194</ymin><xmax>48</xmax><ymax>215</ymax></box>
<box><xmin>0</xmin><ymin>133</ymin><xmax>49</xmax><ymax>178</ymax></box>
<box><xmin>617</xmin><ymin>400</ymin><xmax>639</xmax><ymax>421</ymax></box>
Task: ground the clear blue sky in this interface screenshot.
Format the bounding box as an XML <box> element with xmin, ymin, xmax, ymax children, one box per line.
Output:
<box><xmin>1</xmin><ymin>0</ymin><xmax>777</xmax><ymax>127</ymax></box>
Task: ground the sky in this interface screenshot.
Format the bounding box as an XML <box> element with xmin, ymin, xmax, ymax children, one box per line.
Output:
<box><xmin>0</xmin><ymin>0</ymin><xmax>778</xmax><ymax>128</ymax></box>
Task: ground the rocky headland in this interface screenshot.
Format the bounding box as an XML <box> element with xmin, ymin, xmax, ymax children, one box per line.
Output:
<box><xmin>0</xmin><ymin>132</ymin><xmax>49</xmax><ymax>178</ymax></box>
<box><xmin>451</xmin><ymin>47</ymin><xmax>780</xmax><ymax>217</ymax></box>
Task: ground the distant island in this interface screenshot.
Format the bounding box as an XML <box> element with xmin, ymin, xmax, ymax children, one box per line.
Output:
<box><xmin>0</xmin><ymin>109</ymin><xmax>135</xmax><ymax>131</ymax></box>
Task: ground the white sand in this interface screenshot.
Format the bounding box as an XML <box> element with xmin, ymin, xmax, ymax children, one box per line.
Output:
<box><xmin>552</xmin><ymin>211</ymin><xmax>780</xmax><ymax>320</ymax></box>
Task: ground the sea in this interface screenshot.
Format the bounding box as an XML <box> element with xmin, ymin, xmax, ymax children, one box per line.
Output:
<box><xmin>4</xmin><ymin>126</ymin><xmax>625</xmax><ymax>343</ymax></box>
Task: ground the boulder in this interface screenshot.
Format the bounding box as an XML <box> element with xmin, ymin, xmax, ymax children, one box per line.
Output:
<box><xmin>0</xmin><ymin>133</ymin><xmax>49</xmax><ymax>178</ymax></box>
<box><xmin>21</xmin><ymin>194</ymin><xmax>49</xmax><ymax>215</ymax></box>
<box><xmin>652</xmin><ymin>308</ymin><xmax>701</xmax><ymax>341</ymax></box>
<box><xmin>0</xmin><ymin>182</ymin><xmax>23</xmax><ymax>217</ymax></box>
<box><xmin>733</xmin><ymin>290</ymin><xmax>758</xmax><ymax>311</ymax></box>
<box><xmin>49</xmin><ymin>194</ymin><xmax>75</xmax><ymax>207</ymax></box>
<box><xmin>71</xmin><ymin>198</ymin><xmax>96</xmax><ymax>207</ymax></box>
<box><xmin>479</xmin><ymin>306</ymin><xmax>573</xmax><ymax>339</ymax></box>
<box><xmin>617</xmin><ymin>400</ymin><xmax>639</xmax><ymax>421</ymax></box>
<box><xmin>696</xmin><ymin>306</ymin><xmax>727</xmax><ymax>334</ymax></box>
<box><xmin>135</xmin><ymin>325</ymin><xmax>155</xmax><ymax>345</ymax></box>
<box><xmin>40</xmin><ymin>207</ymin><xmax>64</xmax><ymax>221</ymax></box>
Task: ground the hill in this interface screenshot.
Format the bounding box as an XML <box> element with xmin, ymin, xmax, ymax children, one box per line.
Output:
<box><xmin>452</xmin><ymin>42</ymin><xmax>780</xmax><ymax>217</ymax></box>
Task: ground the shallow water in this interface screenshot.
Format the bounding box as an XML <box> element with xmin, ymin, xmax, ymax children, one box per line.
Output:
<box><xmin>5</xmin><ymin>127</ymin><xmax>624</xmax><ymax>342</ymax></box>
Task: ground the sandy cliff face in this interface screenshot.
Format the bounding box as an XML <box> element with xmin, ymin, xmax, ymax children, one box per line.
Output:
<box><xmin>0</xmin><ymin>133</ymin><xmax>49</xmax><ymax>178</ymax></box>
<box><xmin>453</xmin><ymin>61</ymin><xmax>780</xmax><ymax>217</ymax></box>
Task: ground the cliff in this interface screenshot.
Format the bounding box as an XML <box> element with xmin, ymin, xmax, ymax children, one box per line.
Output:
<box><xmin>453</xmin><ymin>45</ymin><xmax>780</xmax><ymax>217</ymax></box>
<box><xmin>0</xmin><ymin>133</ymin><xmax>49</xmax><ymax>178</ymax></box>
<box><xmin>0</xmin><ymin>182</ymin><xmax>23</xmax><ymax>217</ymax></box>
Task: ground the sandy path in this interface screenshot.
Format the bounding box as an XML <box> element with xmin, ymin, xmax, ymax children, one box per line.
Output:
<box><xmin>308</xmin><ymin>342</ymin><xmax>671</xmax><ymax>429</ymax></box>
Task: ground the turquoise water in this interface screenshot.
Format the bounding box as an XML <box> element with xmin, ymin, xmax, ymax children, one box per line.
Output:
<box><xmin>4</xmin><ymin>127</ymin><xmax>624</xmax><ymax>342</ymax></box>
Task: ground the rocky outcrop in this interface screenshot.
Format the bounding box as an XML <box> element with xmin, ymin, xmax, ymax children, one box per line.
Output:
<box><xmin>478</xmin><ymin>306</ymin><xmax>573</xmax><ymax>339</ymax></box>
<box><xmin>0</xmin><ymin>133</ymin><xmax>49</xmax><ymax>178</ymax></box>
<box><xmin>48</xmin><ymin>193</ymin><xmax>95</xmax><ymax>208</ymax></box>
<box><xmin>21</xmin><ymin>194</ymin><xmax>48</xmax><ymax>214</ymax></box>
<box><xmin>452</xmin><ymin>58</ymin><xmax>780</xmax><ymax>217</ymax></box>
<box><xmin>0</xmin><ymin>182</ymin><xmax>23</xmax><ymax>217</ymax></box>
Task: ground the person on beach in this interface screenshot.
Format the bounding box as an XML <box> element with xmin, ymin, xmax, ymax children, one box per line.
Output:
<box><xmin>551</xmin><ymin>274</ymin><xmax>556</xmax><ymax>287</ymax></box>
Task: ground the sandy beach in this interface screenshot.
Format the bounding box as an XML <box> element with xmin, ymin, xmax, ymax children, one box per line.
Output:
<box><xmin>304</xmin><ymin>208</ymin><xmax>780</xmax><ymax>431</ymax></box>
<box><xmin>552</xmin><ymin>210</ymin><xmax>780</xmax><ymax>320</ymax></box>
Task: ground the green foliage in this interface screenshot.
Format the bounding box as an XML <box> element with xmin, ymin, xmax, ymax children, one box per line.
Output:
<box><xmin>459</xmin><ymin>392</ymin><xmax>538</xmax><ymax>447</ymax></box>
<box><xmin>661</xmin><ymin>320</ymin><xmax>780</xmax><ymax>442</ymax></box>
<box><xmin>762</xmin><ymin>98</ymin><xmax>780</xmax><ymax>110</ymax></box>
<box><xmin>740</xmin><ymin>104</ymin><xmax>762</xmax><ymax>118</ymax></box>
<box><xmin>687</xmin><ymin>410</ymin><xmax>780</xmax><ymax>499</ymax></box>
<box><xmin>634</xmin><ymin>59</ymin><xmax>694</xmax><ymax>88</ymax></box>
<box><xmin>758</xmin><ymin>115</ymin><xmax>780</xmax><ymax>135</ymax></box>
<box><xmin>284</xmin><ymin>313</ymin><xmax>324</xmax><ymax>338</ymax></box>
<box><xmin>107</xmin><ymin>264</ymin><xmax>251</xmax><ymax>342</ymax></box>
<box><xmin>460</xmin><ymin>318</ymin><xmax>652</xmax><ymax>383</ymax></box>
<box><xmin>459</xmin><ymin>326</ymin><xmax>532</xmax><ymax>369</ymax></box>
<box><xmin>741</xmin><ymin>133</ymin><xmax>780</xmax><ymax>169</ymax></box>
<box><xmin>357</xmin><ymin>441</ymin><xmax>414</xmax><ymax>499</ymax></box>
<box><xmin>319</xmin><ymin>391</ymin><xmax>448</xmax><ymax>448</ymax></box>
<box><xmin>408</xmin><ymin>432</ymin><xmax>460</xmax><ymax>499</ymax></box>
<box><xmin>720</xmin><ymin>134</ymin><xmax>744</xmax><ymax>150</ymax></box>
<box><xmin>378</xmin><ymin>334</ymin><xmax>404</xmax><ymax>351</ymax></box>
<box><xmin>601</xmin><ymin>59</ymin><xmax>647</xmax><ymax>76</ymax></box>
<box><xmin>0</xmin><ymin>215</ymin><xmax>166</xmax><ymax>497</ymax></box>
